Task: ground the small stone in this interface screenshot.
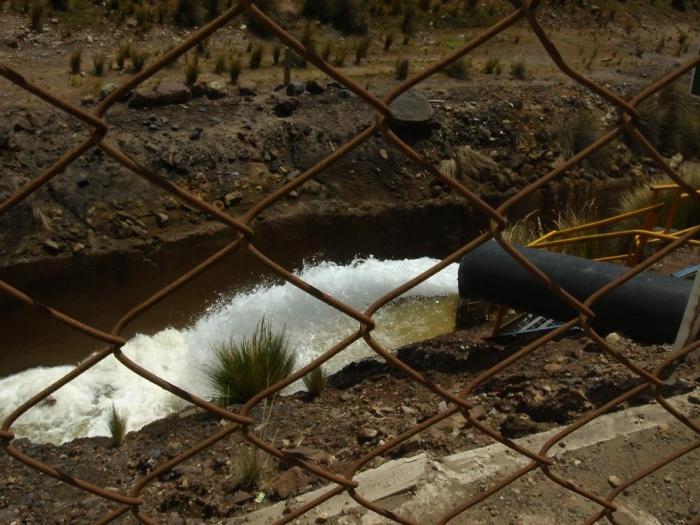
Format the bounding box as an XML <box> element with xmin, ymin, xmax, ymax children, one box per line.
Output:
<box><xmin>357</xmin><ymin>427</ymin><xmax>378</xmax><ymax>442</ymax></box>
<box><xmin>687</xmin><ymin>393</ymin><xmax>700</xmax><ymax>405</ymax></box>
<box><xmin>231</xmin><ymin>490</ymin><xmax>253</xmax><ymax>505</ymax></box>
<box><xmin>273</xmin><ymin>99</ymin><xmax>299</xmax><ymax>117</ymax></box>
<box><xmin>605</xmin><ymin>332</ymin><xmax>622</xmax><ymax>345</ymax></box>
<box><xmin>306</xmin><ymin>79</ymin><xmax>325</xmax><ymax>95</ymax></box>
<box><xmin>286</xmin><ymin>81</ymin><xmax>305</xmax><ymax>96</ymax></box>
<box><xmin>72</xmin><ymin>242</ymin><xmax>85</xmax><ymax>253</ymax></box>
<box><xmin>238</xmin><ymin>80</ymin><xmax>258</xmax><ymax>97</ymax></box>
<box><xmin>379</xmin><ymin>148</ymin><xmax>389</xmax><ymax>160</ymax></box>
<box><xmin>156</xmin><ymin>213</ymin><xmax>169</xmax><ymax>227</ymax></box>
<box><xmin>189</xmin><ymin>127</ymin><xmax>203</xmax><ymax>140</ymax></box>
<box><xmin>608</xmin><ymin>475</ymin><xmax>622</xmax><ymax>488</ymax></box>
<box><xmin>224</xmin><ymin>191</ymin><xmax>242</xmax><ymax>207</ymax></box>
<box><xmin>80</xmin><ymin>95</ymin><xmax>96</xmax><ymax>107</ymax></box>
<box><xmin>99</xmin><ymin>83</ymin><xmax>118</xmax><ymax>100</ymax></box>
<box><xmin>43</xmin><ymin>239</ymin><xmax>61</xmax><ymax>254</ymax></box>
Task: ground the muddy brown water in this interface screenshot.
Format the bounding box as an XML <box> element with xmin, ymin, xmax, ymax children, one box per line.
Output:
<box><xmin>0</xmin><ymin>178</ymin><xmax>634</xmax><ymax>377</ymax></box>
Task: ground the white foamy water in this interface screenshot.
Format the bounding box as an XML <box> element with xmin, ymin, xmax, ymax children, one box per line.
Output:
<box><xmin>0</xmin><ymin>258</ymin><xmax>458</xmax><ymax>444</ymax></box>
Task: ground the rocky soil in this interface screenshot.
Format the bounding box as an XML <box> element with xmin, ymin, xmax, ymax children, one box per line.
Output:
<box><xmin>0</xmin><ymin>320</ymin><xmax>698</xmax><ymax>524</ymax></box>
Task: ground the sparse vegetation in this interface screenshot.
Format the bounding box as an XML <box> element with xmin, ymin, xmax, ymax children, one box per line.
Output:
<box><xmin>510</xmin><ymin>59</ymin><xmax>526</xmax><ymax>79</ymax></box>
<box><xmin>214</xmin><ymin>53</ymin><xmax>226</xmax><ymax>74</ymax></box>
<box><xmin>30</xmin><ymin>1</ymin><xmax>45</xmax><ymax>31</ymax></box>
<box><xmin>174</xmin><ymin>0</ymin><xmax>201</xmax><ymax>27</ymax></box>
<box><xmin>633</xmin><ymin>86</ymin><xmax>700</xmax><ymax>160</ymax></box>
<box><xmin>444</xmin><ymin>58</ymin><xmax>470</xmax><ymax>80</ymax></box>
<box><xmin>238</xmin><ymin>447</ymin><xmax>264</xmax><ymax>489</ymax></box>
<box><xmin>92</xmin><ymin>55</ymin><xmax>106</xmax><ymax>76</ymax></box>
<box><xmin>617</xmin><ymin>165</ymin><xmax>700</xmax><ymax>231</ymax></box>
<box><xmin>554</xmin><ymin>112</ymin><xmax>611</xmax><ymax>171</ymax></box>
<box><xmin>107</xmin><ymin>403</ymin><xmax>128</xmax><ymax>448</ymax></box>
<box><xmin>229</xmin><ymin>56</ymin><xmax>241</xmax><ymax>83</ymax></box>
<box><xmin>384</xmin><ymin>33</ymin><xmax>395</xmax><ymax>52</ymax></box>
<box><xmin>321</xmin><ymin>41</ymin><xmax>332</xmax><ymax>62</ymax></box>
<box><xmin>453</xmin><ymin>145</ymin><xmax>499</xmax><ymax>180</ymax></box>
<box><xmin>395</xmin><ymin>57</ymin><xmax>410</xmax><ymax>80</ymax></box>
<box><xmin>130</xmin><ymin>51</ymin><xmax>146</xmax><ymax>73</ymax></box>
<box><xmin>483</xmin><ymin>57</ymin><xmax>501</xmax><ymax>74</ymax></box>
<box><xmin>69</xmin><ymin>49</ymin><xmax>82</xmax><ymax>75</ymax></box>
<box><xmin>272</xmin><ymin>44</ymin><xmax>281</xmax><ymax>65</ymax></box>
<box><xmin>250</xmin><ymin>44</ymin><xmax>264</xmax><ymax>69</ymax></box>
<box><xmin>355</xmin><ymin>36</ymin><xmax>371</xmax><ymax>65</ymax></box>
<box><xmin>303</xmin><ymin>366</ymin><xmax>327</xmax><ymax>397</ymax></box>
<box><xmin>184</xmin><ymin>55</ymin><xmax>200</xmax><ymax>85</ymax></box>
<box><xmin>115</xmin><ymin>43</ymin><xmax>132</xmax><ymax>70</ymax></box>
<box><xmin>205</xmin><ymin>318</ymin><xmax>296</xmax><ymax>406</ymax></box>
<box><xmin>333</xmin><ymin>47</ymin><xmax>347</xmax><ymax>67</ymax></box>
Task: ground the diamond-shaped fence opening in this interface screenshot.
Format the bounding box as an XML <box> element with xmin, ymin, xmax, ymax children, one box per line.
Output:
<box><xmin>1</xmin><ymin>1</ymin><xmax>699</xmax><ymax>524</ymax></box>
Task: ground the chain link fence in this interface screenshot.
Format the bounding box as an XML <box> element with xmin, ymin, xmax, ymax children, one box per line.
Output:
<box><xmin>1</xmin><ymin>0</ymin><xmax>699</xmax><ymax>523</ymax></box>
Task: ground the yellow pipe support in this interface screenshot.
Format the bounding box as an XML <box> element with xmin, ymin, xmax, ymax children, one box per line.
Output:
<box><xmin>532</xmin><ymin>229</ymin><xmax>700</xmax><ymax>249</ymax></box>
<box><xmin>527</xmin><ymin>202</ymin><xmax>666</xmax><ymax>246</ymax></box>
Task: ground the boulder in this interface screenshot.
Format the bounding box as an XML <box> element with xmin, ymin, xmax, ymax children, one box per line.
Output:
<box><xmin>129</xmin><ymin>81</ymin><xmax>191</xmax><ymax>108</ymax></box>
<box><xmin>99</xmin><ymin>82</ymin><xmax>118</xmax><ymax>101</ymax></box>
<box><xmin>388</xmin><ymin>89</ymin><xmax>434</xmax><ymax>134</ymax></box>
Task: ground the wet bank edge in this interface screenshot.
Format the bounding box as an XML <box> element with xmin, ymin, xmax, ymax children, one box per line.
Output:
<box><xmin>0</xmin><ymin>176</ymin><xmax>635</xmax><ymax>374</ymax></box>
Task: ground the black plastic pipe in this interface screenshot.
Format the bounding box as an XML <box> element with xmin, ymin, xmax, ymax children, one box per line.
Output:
<box><xmin>458</xmin><ymin>240</ymin><xmax>692</xmax><ymax>343</ymax></box>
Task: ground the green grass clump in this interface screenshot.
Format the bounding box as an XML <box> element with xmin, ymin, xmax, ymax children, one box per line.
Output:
<box><xmin>205</xmin><ymin>318</ymin><xmax>296</xmax><ymax>406</ymax></box>
<box><xmin>70</xmin><ymin>48</ymin><xmax>82</xmax><ymax>74</ymax></box>
<box><xmin>303</xmin><ymin>366</ymin><xmax>327</xmax><ymax>398</ymax></box>
<box><xmin>107</xmin><ymin>403</ymin><xmax>128</xmax><ymax>448</ymax></box>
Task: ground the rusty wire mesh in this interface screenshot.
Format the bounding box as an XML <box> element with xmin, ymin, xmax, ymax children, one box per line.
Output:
<box><xmin>1</xmin><ymin>0</ymin><xmax>699</xmax><ymax>523</ymax></box>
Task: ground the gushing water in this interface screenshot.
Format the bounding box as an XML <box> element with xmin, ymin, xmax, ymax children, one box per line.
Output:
<box><xmin>0</xmin><ymin>257</ymin><xmax>458</xmax><ymax>444</ymax></box>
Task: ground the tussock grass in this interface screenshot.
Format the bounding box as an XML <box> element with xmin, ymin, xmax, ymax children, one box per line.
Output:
<box><xmin>205</xmin><ymin>318</ymin><xmax>296</xmax><ymax>406</ymax></box>
<box><xmin>30</xmin><ymin>1</ymin><xmax>45</xmax><ymax>31</ymax></box>
<box><xmin>115</xmin><ymin>43</ymin><xmax>132</xmax><ymax>70</ymax></box>
<box><xmin>229</xmin><ymin>56</ymin><xmax>241</xmax><ymax>84</ymax></box>
<box><xmin>239</xmin><ymin>447</ymin><xmax>264</xmax><ymax>489</ymax></box>
<box><xmin>184</xmin><ymin>55</ymin><xmax>199</xmax><ymax>85</ymax></box>
<box><xmin>249</xmin><ymin>44</ymin><xmax>264</xmax><ymax>69</ymax></box>
<box><xmin>553</xmin><ymin>112</ymin><xmax>611</xmax><ymax>171</ymax></box>
<box><xmin>510</xmin><ymin>59</ymin><xmax>526</xmax><ymax>79</ymax></box>
<box><xmin>444</xmin><ymin>58</ymin><xmax>471</xmax><ymax>80</ymax></box>
<box><xmin>617</xmin><ymin>164</ymin><xmax>700</xmax><ymax>231</ymax></box>
<box><xmin>633</xmin><ymin>86</ymin><xmax>700</xmax><ymax>160</ymax></box>
<box><xmin>395</xmin><ymin>57</ymin><xmax>409</xmax><ymax>80</ymax></box>
<box><xmin>130</xmin><ymin>51</ymin><xmax>146</xmax><ymax>73</ymax></box>
<box><xmin>483</xmin><ymin>57</ymin><xmax>501</xmax><ymax>74</ymax></box>
<box><xmin>70</xmin><ymin>48</ymin><xmax>82</xmax><ymax>74</ymax></box>
<box><xmin>107</xmin><ymin>403</ymin><xmax>128</xmax><ymax>448</ymax></box>
<box><xmin>355</xmin><ymin>36</ymin><xmax>371</xmax><ymax>65</ymax></box>
<box><xmin>92</xmin><ymin>55</ymin><xmax>106</xmax><ymax>76</ymax></box>
<box><xmin>303</xmin><ymin>366</ymin><xmax>327</xmax><ymax>397</ymax></box>
<box><xmin>454</xmin><ymin>145</ymin><xmax>499</xmax><ymax>181</ymax></box>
